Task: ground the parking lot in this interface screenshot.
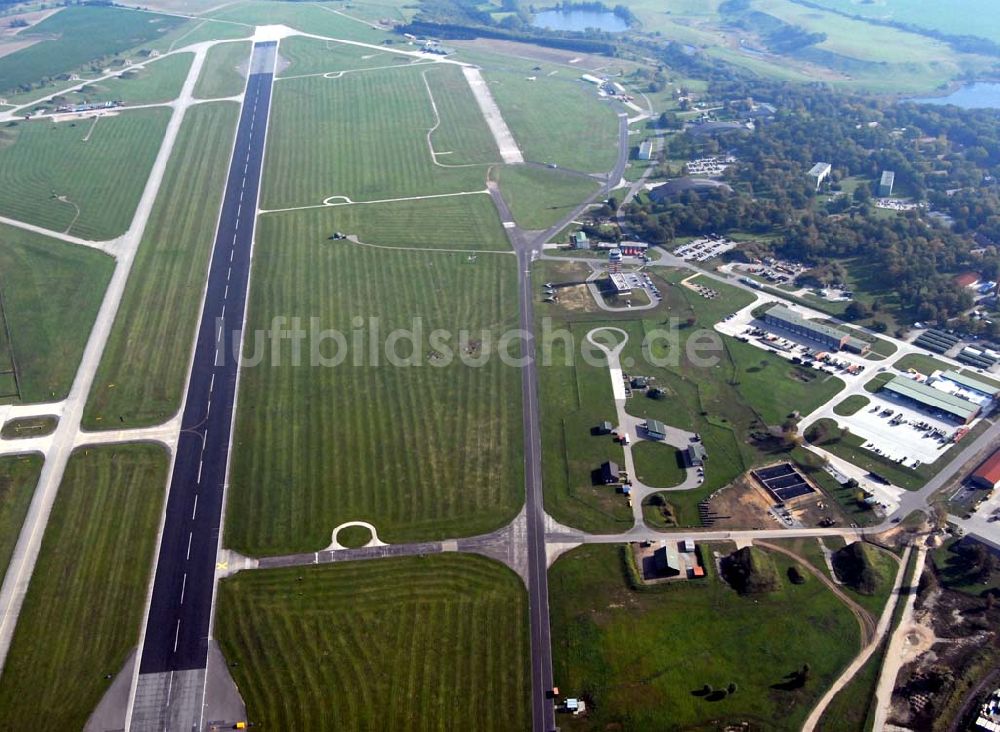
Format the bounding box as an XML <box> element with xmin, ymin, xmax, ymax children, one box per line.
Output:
<box><xmin>836</xmin><ymin>390</ymin><xmax>960</xmax><ymax>465</ymax></box>
<box><xmin>673</xmin><ymin>236</ymin><xmax>737</xmax><ymax>262</ymax></box>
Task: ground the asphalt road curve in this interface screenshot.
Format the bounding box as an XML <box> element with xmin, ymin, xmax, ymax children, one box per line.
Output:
<box><xmin>137</xmin><ymin>41</ymin><xmax>276</xmax><ymax>675</ymax></box>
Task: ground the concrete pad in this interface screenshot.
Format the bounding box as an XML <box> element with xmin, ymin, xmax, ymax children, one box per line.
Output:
<box><xmin>130</xmin><ymin>669</ymin><xmax>204</xmax><ymax>732</ymax></box>
<box><xmin>203</xmin><ymin>641</ymin><xmax>247</xmax><ymax>730</ymax></box>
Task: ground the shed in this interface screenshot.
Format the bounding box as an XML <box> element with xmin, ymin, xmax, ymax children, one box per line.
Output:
<box><xmin>654</xmin><ymin>543</ymin><xmax>681</xmax><ymax>576</ymax></box>
<box><xmin>686</xmin><ymin>442</ymin><xmax>707</xmax><ymax>467</ymax></box>
<box><xmin>645</xmin><ymin>419</ymin><xmax>667</xmax><ymax>440</ymax></box>
<box><xmin>600</xmin><ymin>461</ymin><xmax>620</xmax><ymax>484</ymax></box>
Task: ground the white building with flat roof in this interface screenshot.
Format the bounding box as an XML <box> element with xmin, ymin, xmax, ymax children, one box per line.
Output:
<box><xmin>808</xmin><ymin>162</ymin><xmax>832</xmax><ymax>190</ymax></box>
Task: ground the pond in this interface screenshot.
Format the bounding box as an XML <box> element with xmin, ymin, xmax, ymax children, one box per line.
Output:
<box><xmin>909</xmin><ymin>82</ymin><xmax>1000</xmax><ymax>110</ymax></box>
<box><xmin>531</xmin><ymin>9</ymin><xmax>628</xmax><ymax>32</ymax></box>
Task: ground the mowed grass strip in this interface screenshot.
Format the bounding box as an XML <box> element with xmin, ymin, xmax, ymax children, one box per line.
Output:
<box><xmin>85</xmin><ymin>101</ymin><xmax>239</xmax><ymax>428</ymax></box>
<box><xmin>0</xmin><ymin>6</ymin><xmax>186</xmax><ymax>94</ymax></box>
<box><xmin>422</xmin><ymin>64</ymin><xmax>500</xmax><ymax>165</ymax></box>
<box><xmin>227</xmin><ymin>216</ymin><xmax>523</xmax><ymax>554</ymax></box>
<box><xmin>0</xmin><ymin>108</ymin><xmax>170</xmax><ymax>240</ymax></box>
<box><xmin>194</xmin><ymin>41</ymin><xmax>250</xmax><ymax>99</ymax></box>
<box><xmin>550</xmin><ymin>544</ymin><xmax>860</xmax><ymax>731</ymax></box>
<box><xmin>485</xmin><ymin>70</ymin><xmax>619</xmax><ymax>173</ymax></box>
<box><xmin>216</xmin><ymin>555</ymin><xmax>530</xmax><ymax>731</ymax></box>
<box><xmin>277</xmin><ymin>35</ymin><xmax>419</xmax><ymax>77</ymax></box>
<box><xmin>0</xmin><ymin>453</ymin><xmax>42</xmax><ymax>582</ymax></box>
<box><xmin>0</xmin><ymin>443</ymin><xmax>167</xmax><ymax>730</ymax></box>
<box><xmin>0</xmin><ymin>222</ymin><xmax>114</xmax><ymax>403</ymax></box>
<box><xmin>262</xmin><ymin>68</ymin><xmax>487</xmax><ymax>208</ymax></box>
<box><xmin>262</xmin><ymin>193</ymin><xmax>510</xmax><ymax>251</ymax></box>
<box><xmin>497</xmin><ymin>164</ymin><xmax>600</xmax><ymax>230</ymax></box>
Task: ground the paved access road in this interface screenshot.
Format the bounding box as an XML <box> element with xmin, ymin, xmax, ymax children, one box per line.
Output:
<box><xmin>137</xmin><ymin>41</ymin><xmax>276</xmax><ymax>677</ymax></box>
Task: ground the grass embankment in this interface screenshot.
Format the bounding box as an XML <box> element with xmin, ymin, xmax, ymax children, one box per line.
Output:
<box><xmin>0</xmin><ymin>453</ymin><xmax>42</xmax><ymax>582</ymax></box>
<box><xmin>550</xmin><ymin>543</ymin><xmax>861</xmax><ymax>730</ymax></box>
<box><xmin>0</xmin><ymin>223</ymin><xmax>113</xmax><ymax>404</ymax></box>
<box><xmin>216</xmin><ymin>555</ymin><xmax>530</xmax><ymax>730</ymax></box>
<box><xmin>194</xmin><ymin>41</ymin><xmax>250</xmax><ymax>98</ymax></box>
<box><xmin>226</xmin><ymin>222</ymin><xmax>523</xmax><ymax>555</ymax></box>
<box><xmin>85</xmin><ymin>101</ymin><xmax>239</xmax><ymax>428</ymax></box>
<box><xmin>0</xmin><ymin>443</ymin><xmax>166</xmax><ymax>730</ymax></box>
<box><xmin>496</xmin><ymin>164</ymin><xmax>600</xmax><ymax>231</ymax></box>
<box><xmin>0</xmin><ymin>108</ymin><xmax>169</xmax><ymax>240</ymax></box>
<box><xmin>262</xmin><ymin>66</ymin><xmax>489</xmax><ymax>208</ymax></box>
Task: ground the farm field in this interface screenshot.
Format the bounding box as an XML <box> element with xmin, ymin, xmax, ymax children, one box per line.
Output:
<box><xmin>497</xmin><ymin>165</ymin><xmax>600</xmax><ymax>231</ymax></box>
<box><xmin>0</xmin><ymin>222</ymin><xmax>113</xmax><ymax>404</ymax></box>
<box><xmin>0</xmin><ymin>108</ymin><xmax>170</xmax><ymax>240</ymax></box>
<box><xmin>226</xmin><ymin>217</ymin><xmax>523</xmax><ymax>555</ymax></box>
<box><xmin>549</xmin><ymin>543</ymin><xmax>860</xmax><ymax>731</ymax></box>
<box><xmin>262</xmin><ymin>68</ymin><xmax>489</xmax><ymax>209</ymax></box>
<box><xmin>0</xmin><ymin>453</ymin><xmax>42</xmax><ymax>583</ymax></box>
<box><xmin>0</xmin><ymin>443</ymin><xmax>167</xmax><ymax>731</ymax></box>
<box><xmin>261</xmin><ymin>193</ymin><xmax>511</xmax><ymax>251</ymax></box>
<box><xmin>206</xmin><ymin>1</ymin><xmax>388</xmax><ymax>44</ymax></box>
<box><xmin>485</xmin><ymin>69</ymin><xmax>619</xmax><ymax>173</ymax></box>
<box><xmin>85</xmin><ymin>101</ymin><xmax>239</xmax><ymax>429</ymax></box>
<box><xmin>276</xmin><ymin>35</ymin><xmax>419</xmax><ymax>77</ymax></box>
<box><xmin>216</xmin><ymin>555</ymin><xmax>530</xmax><ymax>731</ymax></box>
<box><xmin>193</xmin><ymin>41</ymin><xmax>250</xmax><ymax>98</ymax></box>
<box><xmin>803</xmin><ymin>0</ymin><xmax>1000</xmax><ymax>45</ymax></box>
<box><xmin>0</xmin><ymin>6</ymin><xmax>186</xmax><ymax>95</ymax></box>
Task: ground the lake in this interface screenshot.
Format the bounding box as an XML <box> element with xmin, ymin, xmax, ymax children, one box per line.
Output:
<box><xmin>531</xmin><ymin>9</ymin><xmax>628</xmax><ymax>32</ymax></box>
<box><xmin>910</xmin><ymin>82</ymin><xmax>1000</xmax><ymax>109</ymax></box>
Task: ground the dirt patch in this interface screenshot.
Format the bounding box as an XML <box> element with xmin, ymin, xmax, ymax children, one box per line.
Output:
<box><xmin>0</xmin><ymin>7</ymin><xmax>61</xmax><ymax>59</ymax></box>
<box><xmin>704</xmin><ymin>476</ymin><xmax>775</xmax><ymax>530</ymax></box>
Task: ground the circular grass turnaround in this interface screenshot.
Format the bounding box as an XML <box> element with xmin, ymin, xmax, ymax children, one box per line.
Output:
<box><xmin>335</xmin><ymin>524</ymin><xmax>372</xmax><ymax>548</ymax></box>
<box><xmin>832</xmin><ymin>394</ymin><xmax>870</xmax><ymax>417</ymax></box>
<box><xmin>631</xmin><ymin>440</ymin><xmax>686</xmax><ymax>488</ymax></box>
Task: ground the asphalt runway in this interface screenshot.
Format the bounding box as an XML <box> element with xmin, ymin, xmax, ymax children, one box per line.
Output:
<box><xmin>137</xmin><ymin>40</ymin><xmax>276</xmax><ymax>676</ymax></box>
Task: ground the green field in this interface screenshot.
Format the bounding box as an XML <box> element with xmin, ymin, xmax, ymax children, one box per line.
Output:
<box><xmin>485</xmin><ymin>70</ymin><xmax>619</xmax><ymax>173</ymax></box>
<box><xmin>550</xmin><ymin>543</ymin><xmax>860</xmax><ymax>730</ymax></box>
<box><xmin>277</xmin><ymin>35</ymin><xmax>419</xmax><ymax>77</ymax></box>
<box><xmin>631</xmin><ymin>440</ymin><xmax>685</xmax><ymax>487</ymax></box>
<box><xmin>497</xmin><ymin>165</ymin><xmax>600</xmax><ymax>231</ymax></box>
<box><xmin>0</xmin><ymin>415</ymin><xmax>58</xmax><ymax>439</ymax></box>
<box><xmin>85</xmin><ymin>102</ymin><xmax>239</xmax><ymax>428</ymax></box>
<box><xmin>833</xmin><ymin>394</ymin><xmax>870</xmax><ymax>417</ymax></box>
<box><xmin>216</xmin><ymin>555</ymin><xmax>530</xmax><ymax>730</ymax></box>
<box><xmin>25</xmin><ymin>52</ymin><xmax>193</xmax><ymax>112</ymax></box>
<box><xmin>0</xmin><ymin>443</ymin><xmax>167</xmax><ymax>730</ymax></box>
<box><xmin>262</xmin><ymin>67</ymin><xmax>489</xmax><ymax>208</ymax></box>
<box><xmin>0</xmin><ymin>6</ymin><xmax>187</xmax><ymax>95</ymax></box>
<box><xmin>207</xmin><ymin>1</ymin><xmax>389</xmax><ymax>44</ymax></box>
<box><xmin>261</xmin><ymin>193</ymin><xmax>510</xmax><ymax>251</ymax></box>
<box><xmin>226</xmin><ymin>215</ymin><xmax>523</xmax><ymax>555</ymax></box>
<box><xmin>423</xmin><ymin>64</ymin><xmax>501</xmax><ymax>165</ymax></box>
<box><xmin>0</xmin><ymin>108</ymin><xmax>170</xmax><ymax>240</ymax></box>
<box><xmin>802</xmin><ymin>0</ymin><xmax>1000</xmax><ymax>45</ymax></box>
<box><xmin>0</xmin><ymin>223</ymin><xmax>114</xmax><ymax>403</ymax></box>
<box><xmin>0</xmin><ymin>453</ymin><xmax>42</xmax><ymax>584</ymax></box>
<box><xmin>194</xmin><ymin>41</ymin><xmax>250</xmax><ymax>98</ymax></box>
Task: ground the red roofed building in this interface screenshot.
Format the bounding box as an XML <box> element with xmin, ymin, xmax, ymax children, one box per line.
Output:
<box><xmin>972</xmin><ymin>449</ymin><xmax>1000</xmax><ymax>490</ymax></box>
<box><xmin>954</xmin><ymin>271</ymin><xmax>981</xmax><ymax>289</ymax></box>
